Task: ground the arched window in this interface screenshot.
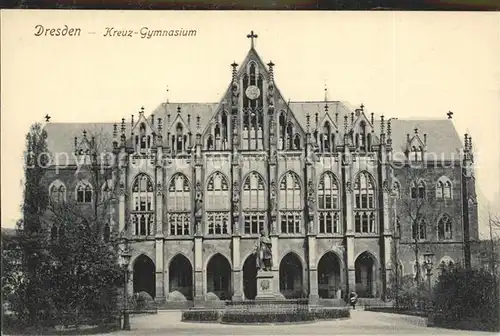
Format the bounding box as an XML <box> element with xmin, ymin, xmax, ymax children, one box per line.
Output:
<box><xmin>173</xmin><ymin>123</ymin><xmax>185</xmax><ymax>154</ymax></box>
<box><xmin>279</xmin><ymin>171</ymin><xmax>302</xmax><ymax>234</ymax></box>
<box><xmin>318</xmin><ymin>172</ymin><xmax>340</xmax><ymax>234</ymax></box>
<box><xmin>294</xmin><ymin>134</ymin><xmax>301</xmax><ymax>150</ymax></box>
<box><xmin>358</xmin><ymin>121</ymin><xmax>367</xmax><ymax>151</ymax></box>
<box><xmin>411</xmin><ymin>180</ymin><xmax>426</xmax><ymax>199</ymax></box>
<box><xmin>354</xmin><ymin>171</ymin><xmax>375</xmax><ymax>233</ymax></box>
<box><xmin>101</xmin><ymin>180</ymin><xmax>113</xmax><ymax>202</ymax></box>
<box><xmin>167</xmin><ymin>173</ymin><xmax>190</xmax><ymax>236</ymax></box>
<box><xmin>76</xmin><ymin>181</ymin><xmax>92</xmax><ymax>203</ymax></box>
<box><xmin>206</xmin><ymin>172</ymin><xmax>230</xmax><ymax>235</ymax></box>
<box><xmin>438</xmin><ymin>214</ymin><xmax>452</xmax><ymax>240</ymax></box>
<box><xmin>131</xmin><ymin>174</ymin><xmax>154</xmax><ymax>236</ymax></box>
<box><xmin>49</xmin><ymin>180</ymin><xmax>66</xmax><ymax>203</ymax></box>
<box><xmin>436</xmin><ymin>176</ymin><xmax>452</xmax><ymax>200</ymax></box>
<box><xmin>322</xmin><ymin>122</ymin><xmax>331</xmax><ymax>152</ymax></box>
<box><xmin>412</xmin><ymin>218</ymin><xmax>427</xmax><ymax>241</ymax></box>
<box><xmin>242</xmin><ymin>172</ymin><xmax>266</xmax><ymax>235</ymax></box>
<box><xmin>206</xmin><ymin>135</ymin><xmax>214</xmax><ymax>150</ymax></box>
<box><xmin>439</xmin><ymin>256</ymin><xmax>455</xmax><ymax>270</ymax></box>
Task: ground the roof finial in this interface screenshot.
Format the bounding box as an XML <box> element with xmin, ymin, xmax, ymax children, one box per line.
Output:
<box><xmin>131</xmin><ymin>114</ymin><xmax>134</xmax><ymax>128</ymax></box>
<box><xmin>315</xmin><ymin>112</ymin><xmax>319</xmax><ymax>128</ymax></box>
<box><xmin>139</xmin><ymin>106</ymin><xmax>145</xmax><ymax>115</ymax></box>
<box><xmin>113</xmin><ymin>124</ymin><xmax>117</xmax><ymax>137</ymax></box>
<box><xmin>177</xmin><ymin>106</ymin><xmax>181</xmax><ymax>115</ymax></box>
<box><xmin>45</xmin><ymin>114</ymin><xmax>51</xmax><ymax>122</ymax></box>
<box><xmin>166</xmin><ymin>86</ymin><xmax>169</xmax><ymax>104</ymax></box>
<box><xmin>157</xmin><ymin>118</ymin><xmax>163</xmax><ymax>133</ymax></box>
<box><xmin>83</xmin><ymin>129</ymin><xmax>87</xmax><ymax>139</ymax></box>
<box><xmin>196</xmin><ymin>114</ymin><xmax>201</xmax><ymax>133</ymax></box>
<box><xmin>267</xmin><ymin>61</ymin><xmax>275</xmax><ymax>81</ymax></box>
<box><xmin>371</xmin><ymin>112</ymin><xmax>374</xmax><ymax>125</ymax></box>
<box><xmin>231</xmin><ymin>62</ymin><xmax>238</xmax><ymax>80</ymax></box>
<box><xmin>380</xmin><ymin>115</ymin><xmax>385</xmax><ymax>134</ymax></box>
<box><xmin>247</xmin><ymin>30</ymin><xmax>258</xmax><ymax>49</ymax></box>
<box><xmin>447</xmin><ymin>110</ymin><xmax>453</xmax><ymax>119</ymax></box>
<box><xmin>306</xmin><ymin>113</ymin><xmax>310</xmax><ymax>132</ymax></box>
<box><xmin>414</xmin><ymin>126</ymin><xmax>418</xmax><ymax>134</ymax></box>
<box><xmin>360</xmin><ymin>103</ymin><xmax>364</xmax><ymax>112</ymax></box>
<box><xmin>121</xmin><ymin>118</ymin><xmax>125</xmax><ymax>133</ymax></box>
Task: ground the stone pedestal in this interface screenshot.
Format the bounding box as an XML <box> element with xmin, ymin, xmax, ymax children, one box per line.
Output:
<box><xmin>255</xmin><ymin>271</ymin><xmax>275</xmax><ymax>300</ymax></box>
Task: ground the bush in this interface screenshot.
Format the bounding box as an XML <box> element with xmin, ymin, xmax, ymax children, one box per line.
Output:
<box><xmin>133</xmin><ymin>291</ymin><xmax>154</xmax><ymax>311</ymax></box>
<box><xmin>221</xmin><ymin>310</ymin><xmax>315</xmax><ymax>324</ymax></box>
<box><xmin>167</xmin><ymin>291</ymin><xmax>187</xmax><ymax>302</ymax></box>
<box><xmin>182</xmin><ymin>309</ymin><xmax>221</xmax><ymax>322</ymax></box>
<box><xmin>432</xmin><ymin>266</ymin><xmax>500</xmax><ymax>332</ymax></box>
<box><xmin>312</xmin><ymin>307</ymin><xmax>350</xmax><ymax>320</ymax></box>
<box><xmin>205</xmin><ymin>292</ymin><xmax>220</xmax><ymax>301</ymax></box>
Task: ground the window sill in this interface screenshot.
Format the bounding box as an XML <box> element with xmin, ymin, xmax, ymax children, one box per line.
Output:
<box><xmin>317</xmin><ymin>233</ymin><xmax>343</xmax><ymax>237</ymax></box>
<box><xmin>204</xmin><ymin>234</ymin><xmax>232</xmax><ymax>239</ymax></box>
<box><xmin>354</xmin><ymin>233</ymin><xmax>378</xmax><ymax>237</ymax></box>
<box><xmin>278</xmin><ymin>233</ymin><xmax>305</xmax><ymax>238</ymax></box>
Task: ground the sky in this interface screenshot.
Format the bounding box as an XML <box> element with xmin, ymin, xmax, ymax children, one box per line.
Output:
<box><xmin>1</xmin><ymin>10</ymin><xmax>499</xmax><ymax>237</ymax></box>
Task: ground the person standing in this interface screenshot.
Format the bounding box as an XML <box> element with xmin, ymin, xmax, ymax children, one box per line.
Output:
<box><xmin>349</xmin><ymin>291</ymin><xmax>358</xmax><ymax>309</ymax></box>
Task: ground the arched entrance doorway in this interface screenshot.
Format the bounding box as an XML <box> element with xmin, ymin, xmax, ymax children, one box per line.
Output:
<box><xmin>318</xmin><ymin>252</ymin><xmax>342</xmax><ymax>299</ymax></box>
<box><xmin>355</xmin><ymin>252</ymin><xmax>376</xmax><ymax>298</ymax></box>
<box><xmin>169</xmin><ymin>254</ymin><xmax>193</xmax><ymax>300</ymax></box>
<box><xmin>206</xmin><ymin>253</ymin><xmax>231</xmax><ymax>300</ymax></box>
<box><xmin>242</xmin><ymin>253</ymin><xmax>257</xmax><ymax>300</ymax></box>
<box><xmin>279</xmin><ymin>253</ymin><xmax>303</xmax><ymax>298</ymax></box>
<box><xmin>133</xmin><ymin>254</ymin><xmax>156</xmax><ymax>299</ymax></box>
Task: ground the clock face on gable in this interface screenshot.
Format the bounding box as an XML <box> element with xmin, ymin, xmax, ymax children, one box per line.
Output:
<box><xmin>245</xmin><ymin>85</ymin><xmax>261</xmax><ymax>100</ymax></box>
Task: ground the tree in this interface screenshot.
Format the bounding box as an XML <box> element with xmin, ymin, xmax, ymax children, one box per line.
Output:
<box><xmin>388</xmin><ymin>161</ymin><xmax>458</xmax><ymax>308</ymax></box>
<box><xmin>13</xmin><ymin>123</ymin><xmax>55</xmax><ymax>328</ymax></box>
<box><xmin>45</xmin><ymin>126</ymin><xmax>125</xmax><ymax>327</ymax></box>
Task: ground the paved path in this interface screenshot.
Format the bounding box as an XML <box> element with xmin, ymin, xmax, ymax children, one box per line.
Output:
<box><xmin>107</xmin><ymin>309</ymin><xmax>497</xmax><ymax>335</ymax></box>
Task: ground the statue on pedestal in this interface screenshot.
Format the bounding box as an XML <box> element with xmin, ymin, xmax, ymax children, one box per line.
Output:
<box><xmin>254</xmin><ymin>230</ymin><xmax>273</xmax><ymax>271</ymax></box>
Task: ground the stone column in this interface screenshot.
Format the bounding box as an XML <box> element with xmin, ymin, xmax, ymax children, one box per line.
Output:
<box><xmin>308</xmin><ymin>235</ymin><xmax>319</xmax><ymax>304</ymax></box>
<box><xmin>155</xmin><ymin>239</ymin><xmax>164</xmax><ymax>301</ymax></box>
<box><xmin>193</xmin><ymin>236</ymin><xmax>204</xmax><ymax>305</ymax></box>
<box><xmin>345</xmin><ymin>162</ymin><xmax>355</xmax><ymax>294</ymax></box>
<box><xmin>271</xmin><ymin>234</ymin><xmax>279</xmax><ymax>297</ymax></box>
<box><xmin>232</xmin><ymin>235</ymin><xmax>243</xmax><ymax>300</ymax></box>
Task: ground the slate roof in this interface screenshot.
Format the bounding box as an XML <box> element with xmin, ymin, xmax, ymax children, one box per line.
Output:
<box><xmin>43</xmin><ymin>46</ymin><xmax>465</xmax><ymax>163</ymax></box>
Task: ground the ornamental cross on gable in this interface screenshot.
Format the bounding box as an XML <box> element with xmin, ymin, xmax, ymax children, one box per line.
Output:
<box><xmin>247</xmin><ymin>30</ymin><xmax>258</xmax><ymax>48</ymax></box>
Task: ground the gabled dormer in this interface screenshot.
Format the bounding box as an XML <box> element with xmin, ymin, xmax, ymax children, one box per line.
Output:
<box><xmin>204</xmin><ymin>103</ymin><xmax>230</xmax><ymax>151</ymax></box>
<box><xmin>167</xmin><ymin>106</ymin><xmax>192</xmax><ymax>156</ymax></box>
<box><xmin>74</xmin><ymin>129</ymin><xmax>94</xmax><ymax>164</ymax></box>
<box><xmin>131</xmin><ymin>107</ymin><xmax>156</xmax><ymax>156</ymax></box>
<box><xmin>317</xmin><ymin>105</ymin><xmax>339</xmax><ymax>153</ymax></box>
<box><xmin>351</xmin><ymin>104</ymin><xmax>374</xmax><ymax>152</ymax></box>
<box><xmin>277</xmin><ymin>107</ymin><xmax>304</xmax><ymax>151</ymax></box>
<box><xmin>405</xmin><ymin>126</ymin><xmax>427</xmax><ymax>162</ymax></box>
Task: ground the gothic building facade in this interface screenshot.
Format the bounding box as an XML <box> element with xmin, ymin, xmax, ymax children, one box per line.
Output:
<box><xmin>42</xmin><ymin>33</ymin><xmax>479</xmax><ymax>304</ymax></box>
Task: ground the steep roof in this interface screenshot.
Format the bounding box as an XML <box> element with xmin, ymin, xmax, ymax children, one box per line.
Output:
<box><xmin>43</xmin><ymin>44</ymin><xmax>464</xmax><ymax>162</ymax></box>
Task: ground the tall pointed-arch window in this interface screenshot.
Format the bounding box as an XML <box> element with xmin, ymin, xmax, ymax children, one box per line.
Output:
<box><xmin>354</xmin><ymin>171</ymin><xmax>376</xmax><ymax>233</ymax></box>
<box><xmin>173</xmin><ymin>123</ymin><xmax>185</xmax><ymax>154</ymax></box>
<box><xmin>49</xmin><ymin>180</ymin><xmax>66</xmax><ymax>203</ymax></box>
<box><xmin>438</xmin><ymin>214</ymin><xmax>452</xmax><ymax>240</ymax></box>
<box><xmin>278</xmin><ymin>111</ymin><xmax>286</xmax><ymax>150</ymax></box>
<box><xmin>167</xmin><ymin>173</ymin><xmax>190</xmax><ymax>236</ymax></box>
<box><xmin>412</xmin><ymin>217</ymin><xmax>427</xmax><ymax>241</ymax></box>
<box><xmin>322</xmin><ymin>122</ymin><xmax>331</xmax><ymax>152</ymax></box>
<box><xmin>279</xmin><ymin>171</ymin><xmax>302</xmax><ymax>234</ymax></box>
<box><xmin>411</xmin><ymin>180</ymin><xmax>426</xmax><ymax>199</ymax></box>
<box><xmin>358</xmin><ymin>121</ymin><xmax>367</xmax><ymax>151</ymax></box>
<box><xmin>206</xmin><ymin>172</ymin><xmax>230</xmax><ymax>235</ymax></box>
<box><xmin>242</xmin><ymin>172</ymin><xmax>266</xmax><ymax>235</ymax></box>
<box><xmin>76</xmin><ymin>181</ymin><xmax>92</xmax><ymax>203</ymax></box>
<box><xmin>436</xmin><ymin>176</ymin><xmax>452</xmax><ymax>200</ymax></box>
<box><xmin>131</xmin><ymin>174</ymin><xmax>154</xmax><ymax>236</ymax></box>
<box><xmin>318</xmin><ymin>172</ymin><xmax>340</xmax><ymax>234</ymax></box>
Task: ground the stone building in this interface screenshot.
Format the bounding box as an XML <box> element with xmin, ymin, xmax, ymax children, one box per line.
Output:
<box><xmin>42</xmin><ymin>32</ymin><xmax>479</xmax><ymax>305</ymax></box>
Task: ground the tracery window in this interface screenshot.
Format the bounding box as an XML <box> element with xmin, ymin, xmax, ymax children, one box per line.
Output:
<box><xmin>242</xmin><ymin>172</ymin><xmax>266</xmax><ymax>234</ymax></box>
<box><xmin>436</xmin><ymin>177</ymin><xmax>452</xmax><ymax>200</ymax></box>
<box><xmin>168</xmin><ymin>173</ymin><xmax>191</xmax><ymax>236</ymax></box>
<box><xmin>49</xmin><ymin>180</ymin><xmax>66</xmax><ymax>203</ymax></box>
<box><xmin>411</xmin><ymin>180</ymin><xmax>426</xmax><ymax>199</ymax></box>
<box><xmin>412</xmin><ymin>218</ymin><xmax>427</xmax><ymax>241</ymax></box>
<box><xmin>279</xmin><ymin>171</ymin><xmax>302</xmax><ymax>234</ymax></box>
<box><xmin>134</xmin><ymin>122</ymin><xmax>151</xmax><ymax>154</ymax></box>
<box><xmin>354</xmin><ymin>171</ymin><xmax>376</xmax><ymax>233</ymax></box>
<box><xmin>76</xmin><ymin>181</ymin><xmax>92</xmax><ymax>203</ymax></box>
<box><xmin>131</xmin><ymin>174</ymin><xmax>154</xmax><ymax>236</ymax></box>
<box><xmin>206</xmin><ymin>172</ymin><xmax>230</xmax><ymax>235</ymax></box>
<box><xmin>437</xmin><ymin>214</ymin><xmax>452</xmax><ymax>240</ymax></box>
<box><xmin>318</xmin><ymin>172</ymin><xmax>340</xmax><ymax>234</ymax></box>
